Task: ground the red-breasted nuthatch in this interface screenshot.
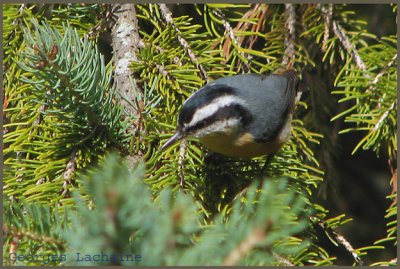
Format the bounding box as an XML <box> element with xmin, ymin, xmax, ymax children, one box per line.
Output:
<box><xmin>161</xmin><ymin>70</ymin><xmax>302</xmax><ymax>158</ymax></box>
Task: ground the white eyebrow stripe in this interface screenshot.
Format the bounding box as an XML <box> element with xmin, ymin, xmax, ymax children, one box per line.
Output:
<box><xmin>186</xmin><ymin>95</ymin><xmax>246</xmax><ymax>127</ymax></box>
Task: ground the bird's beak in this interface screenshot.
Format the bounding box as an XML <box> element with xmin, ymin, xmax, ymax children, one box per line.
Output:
<box><xmin>161</xmin><ymin>130</ymin><xmax>184</xmax><ymax>151</ymax></box>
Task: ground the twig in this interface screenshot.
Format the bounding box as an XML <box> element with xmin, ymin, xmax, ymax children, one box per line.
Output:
<box><xmin>213</xmin><ymin>8</ymin><xmax>251</xmax><ymax>72</ymax></box>
<box><xmin>372</xmin><ymin>101</ymin><xmax>395</xmax><ymax>132</ymax></box>
<box><xmin>385</xmin><ymin>258</ymin><xmax>397</xmax><ymax>265</ymax></box>
<box><xmin>234</xmin><ymin>4</ymin><xmax>265</xmax><ymax>50</ymax></box>
<box><xmin>335</xmin><ymin>233</ymin><xmax>363</xmax><ymax>265</ymax></box>
<box><xmin>33</xmin><ymin>105</ymin><xmax>45</xmax><ymax>126</ymax></box>
<box><xmin>36</xmin><ymin>178</ymin><xmax>45</xmax><ymax>185</ymax></box>
<box><xmin>61</xmin><ymin>149</ymin><xmax>77</xmax><ymax>198</ymax></box>
<box><xmin>9</xmin><ymin>235</ymin><xmax>20</xmax><ymax>256</ymax></box>
<box><xmin>159</xmin><ymin>4</ymin><xmax>208</xmax><ymax>81</ymax></box>
<box><xmin>4</xmin><ymin>4</ymin><xmax>27</xmax><ymax>73</ymax></box>
<box><xmin>282</xmin><ymin>4</ymin><xmax>296</xmax><ymax>66</ymax></box>
<box><xmin>233</xmin><ymin>186</ymin><xmax>249</xmax><ymax>202</ymax></box>
<box><xmin>388</xmin><ymin>157</ymin><xmax>397</xmax><ymax>195</ymax></box>
<box><xmin>7</xmin><ymin>234</ymin><xmax>21</xmax><ymax>265</ymax></box>
<box><xmin>111</xmin><ymin>4</ymin><xmax>144</xmax><ymax>117</ymax></box>
<box><xmin>273</xmin><ymin>252</ymin><xmax>294</xmax><ymax>266</ymax></box>
<box><xmin>3</xmin><ymin>224</ymin><xmax>64</xmax><ymax>249</ymax></box>
<box><xmin>222</xmin><ymin>227</ymin><xmax>265</xmax><ymax>265</ymax></box>
<box><xmin>321</xmin><ymin>4</ymin><xmax>333</xmax><ymax>52</ymax></box>
<box><xmin>87</xmin><ymin>4</ymin><xmax>116</xmax><ymax>39</ymax></box>
<box><xmin>367</xmin><ymin>53</ymin><xmax>397</xmax><ymax>110</ymax></box>
<box><xmin>178</xmin><ymin>139</ymin><xmax>187</xmax><ymax>187</ymax></box>
<box><xmin>318</xmin><ymin>222</ymin><xmax>364</xmax><ymax>265</ymax></box>
<box><xmin>332</xmin><ymin>20</ymin><xmax>368</xmax><ymax>75</ymax></box>
<box><xmin>373</xmin><ymin>53</ymin><xmax>397</xmax><ymax>85</ymax></box>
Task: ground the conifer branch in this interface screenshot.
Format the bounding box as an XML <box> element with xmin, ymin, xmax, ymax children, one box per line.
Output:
<box><xmin>3</xmin><ymin>4</ymin><xmax>396</xmax><ymax>266</ymax></box>
<box><xmin>158</xmin><ymin>4</ymin><xmax>208</xmax><ymax>81</ymax></box>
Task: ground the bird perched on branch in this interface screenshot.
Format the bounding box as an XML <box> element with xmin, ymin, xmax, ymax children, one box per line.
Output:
<box><xmin>161</xmin><ymin>69</ymin><xmax>303</xmax><ymax>159</ymax></box>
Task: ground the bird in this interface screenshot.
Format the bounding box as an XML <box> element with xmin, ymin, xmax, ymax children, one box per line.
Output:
<box><xmin>161</xmin><ymin>69</ymin><xmax>302</xmax><ymax>159</ymax></box>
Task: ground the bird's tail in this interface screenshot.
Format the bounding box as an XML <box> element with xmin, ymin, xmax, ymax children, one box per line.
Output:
<box><xmin>279</xmin><ymin>69</ymin><xmax>302</xmax><ymax>114</ymax></box>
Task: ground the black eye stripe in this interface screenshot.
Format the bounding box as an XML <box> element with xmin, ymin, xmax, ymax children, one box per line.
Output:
<box><xmin>185</xmin><ymin>103</ymin><xmax>253</xmax><ymax>134</ymax></box>
<box><xmin>179</xmin><ymin>85</ymin><xmax>237</xmax><ymax>126</ymax></box>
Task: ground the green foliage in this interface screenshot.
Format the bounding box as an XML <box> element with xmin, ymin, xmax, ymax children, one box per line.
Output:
<box><xmin>64</xmin><ymin>154</ymin><xmax>152</xmax><ymax>265</ymax></box>
<box><xmin>3</xmin><ymin>199</ymin><xmax>68</xmax><ymax>266</ymax></box>
<box><xmin>332</xmin><ymin>36</ymin><xmax>397</xmax><ymax>158</ymax></box>
<box><xmin>3</xmin><ymin>20</ymin><xmax>131</xmax><ymax>205</ymax></box>
<box><xmin>134</xmin><ymin>4</ymin><xmax>324</xmax><ymax>214</ymax></box>
<box><xmin>13</xmin><ymin>154</ymin><xmax>312</xmax><ymax>266</ymax></box>
<box><xmin>3</xmin><ymin>3</ymin><xmax>396</xmax><ymax>266</ymax></box>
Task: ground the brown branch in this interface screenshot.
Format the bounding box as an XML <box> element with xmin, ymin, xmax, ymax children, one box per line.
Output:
<box><xmin>159</xmin><ymin>4</ymin><xmax>208</xmax><ymax>81</ymax></box>
<box><xmin>222</xmin><ymin>227</ymin><xmax>265</xmax><ymax>265</ymax></box>
<box><xmin>111</xmin><ymin>4</ymin><xmax>144</xmax><ymax>117</ymax></box>
<box><xmin>282</xmin><ymin>4</ymin><xmax>296</xmax><ymax>67</ymax></box>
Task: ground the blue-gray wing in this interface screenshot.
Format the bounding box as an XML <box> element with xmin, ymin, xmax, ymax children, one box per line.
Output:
<box><xmin>213</xmin><ymin>72</ymin><xmax>298</xmax><ymax>142</ymax></box>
